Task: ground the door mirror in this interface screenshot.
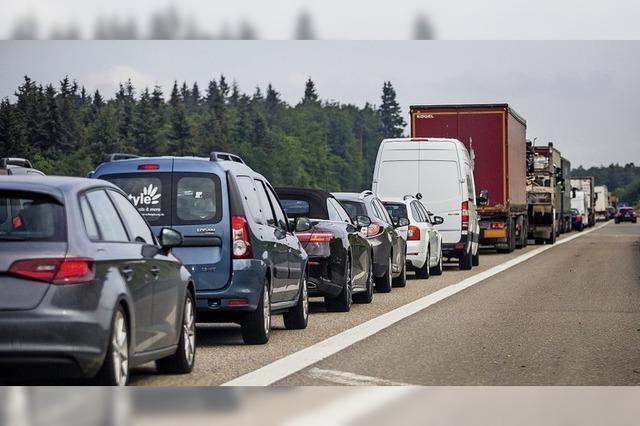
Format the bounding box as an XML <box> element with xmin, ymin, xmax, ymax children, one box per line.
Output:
<box><xmin>355</xmin><ymin>215</ymin><xmax>371</xmax><ymax>228</ymax></box>
<box><xmin>294</xmin><ymin>216</ymin><xmax>312</xmax><ymax>232</ymax></box>
<box><xmin>159</xmin><ymin>228</ymin><xmax>183</xmax><ymax>249</ymax></box>
<box><xmin>396</xmin><ymin>217</ymin><xmax>410</xmax><ymax>228</ymax></box>
<box><xmin>432</xmin><ymin>215</ymin><xmax>445</xmax><ymax>225</ymax></box>
<box><xmin>478</xmin><ymin>189</ymin><xmax>490</xmax><ymax>206</ymax></box>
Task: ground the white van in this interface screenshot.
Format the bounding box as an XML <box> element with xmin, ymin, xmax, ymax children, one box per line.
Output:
<box><xmin>372</xmin><ymin>138</ymin><xmax>480</xmax><ymax>270</ymax></box>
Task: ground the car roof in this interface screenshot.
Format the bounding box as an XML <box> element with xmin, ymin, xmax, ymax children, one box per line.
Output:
<box><xmin>0</xmin><ymin>175</ymin><xmax>118</xmax><ymax>203</ymax></box>
<box><xmin>332</xmin><ymin>191</ymin><xmax>374</xmax><ymax>202</ymax></box>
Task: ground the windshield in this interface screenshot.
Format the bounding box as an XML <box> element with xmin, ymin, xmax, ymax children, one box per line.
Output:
<box><xmin>0</xmin><ymin>191</ymin><xmax>66</xmax><ymax>241</ymax></box>
<box><xmin>384</xmin><ymin>202</ymin><xmax>408</xmax><ymax>220</ymax></box>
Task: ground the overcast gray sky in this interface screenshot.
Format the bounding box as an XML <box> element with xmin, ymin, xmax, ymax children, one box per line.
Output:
<box><xmin>0</xmin><ymin>41</ymin><xmax>638</xmax><ymax>168</ymax></box>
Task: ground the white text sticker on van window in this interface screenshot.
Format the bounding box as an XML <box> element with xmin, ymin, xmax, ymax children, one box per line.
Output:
<box><xmin>195</xmin><ymin>192</ymin><xmax>203</xmax><ymax>199</ymax></box>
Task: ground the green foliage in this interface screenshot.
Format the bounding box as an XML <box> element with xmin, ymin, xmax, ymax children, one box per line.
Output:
<box><xmin>0</xmin><ymin>75</ymin><xmax>390</xmax><ymax>191</ymax></box>
<box><xmin>573</xmin><ymin>163</ymin><xmax>640</xmax><ymax>206</ymax></box>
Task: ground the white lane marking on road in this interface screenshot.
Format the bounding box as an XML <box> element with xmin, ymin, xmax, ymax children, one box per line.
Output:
<box><xmin>223</xmin><ymin>223</ymin><xmax>608</xmax><ymax>386</ymax></box>
<box><xmin>307</xmin><ymin>367</ymin><xmax>413</xmax><ymax>386</ymax></box>
<box><xmin>281</xmin><ymin>387</ymin><xmax>419</xmax><ymax>426</ymax></box>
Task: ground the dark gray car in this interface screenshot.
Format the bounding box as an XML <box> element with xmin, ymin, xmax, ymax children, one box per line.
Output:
<box><xmin>0</xmin><ymin>176</ymin><xmax>196</xmax><ymax>385</ymax></box>
<box><xmin>333</xmin><ymin>191</ymin><xmax>408</xmax><ymax>292</ymax></box>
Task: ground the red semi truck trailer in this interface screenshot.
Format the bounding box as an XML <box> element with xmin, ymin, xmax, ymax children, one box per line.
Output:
<box><xmin>410</xmin><ymin>104</ymin><xmax>528</xmax><ymax>252</ymax></box>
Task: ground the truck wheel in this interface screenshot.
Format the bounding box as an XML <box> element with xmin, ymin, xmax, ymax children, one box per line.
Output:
<box><xmin>375</xmin><ymin>255</ymin><xmax>393</xmax><ymax>293</ymax></box>
<box><xmin>241</xmin><ymin>278</ymin><xmax>270</xmax><ymax>345</ymax></box>
<box><xmin>546</xmin><ymin>230</ymin><xmax>556</xmax><ymax>245</ymax></box>
<box><xmin>284</xmin><ymin>272</ymin><xmax>309</xmax><ymax>328</ymax></box>
<box><xmin>497</xmin><ymin>221</ymin><xmax>515</xmax><ymax>253</ymax></box>
<box><xmin>415</xmin><ymin>247</ymin><xmax>430</xmax><ymax>279</ymax></box>
<box><xmin>458</xmin><ymin>249</ymin><xmax>472</xmax><ymax>270</ymax></box>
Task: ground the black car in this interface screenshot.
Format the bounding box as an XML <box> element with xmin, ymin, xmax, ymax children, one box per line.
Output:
<box><xmin>333</xmin><ymin>191</ymin><xmax>408</xmax><ymax>293</ymax></box>
<box><xmin>615</xmin><ymin>207</ymin><xmax>637</xmax><ymax>223</ymax></box>
<box><xmin>277</xmin><ymin>188</ymin><xmax>374</xmax><ymax>312</ymax></box>
<box><xmin>0</xmin><ymin>176</ymin><xmax>196</xmax><ymax>385</ymax></box>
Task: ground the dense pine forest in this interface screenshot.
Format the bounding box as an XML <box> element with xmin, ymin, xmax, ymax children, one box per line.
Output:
<box><xmin>0</xmin><ymin>76</ymin><xmax>405</xmax><ymax>192</ymax></box>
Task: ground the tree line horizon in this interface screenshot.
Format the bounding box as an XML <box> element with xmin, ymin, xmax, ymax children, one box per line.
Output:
<box><xmin>0</xmin><ymin>75</ymin><xmax>638</xmax><ymax>205</ymax></box>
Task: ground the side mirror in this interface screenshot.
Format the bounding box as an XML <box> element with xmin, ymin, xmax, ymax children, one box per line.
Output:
<box><xmin>159</xmin><ymin>228</ymin><xmax>183</xmax><ymax>249</ymax></box>
<box><xmin>432</xmin><ymin>215</ymin><xmax>445</xmax><ymax>225</ymax></box>
<box><xmin>478</xmin><ymin>189</ymin><xmax>489</xmax><ymax>206</ymax></box>
<box><xmin>294</xmin><ymin>217</ymin><xmax>312</xmax><ymax>232</ymax></box>
<box><xmin>396</xmin><ymin>217</ymin><xmax>410</xmax><ymax>228</ymax></box>
<box><xmin>355</xmin><ymin>215</ymin><xmax>371</xmax><ymax>228</ymax></box>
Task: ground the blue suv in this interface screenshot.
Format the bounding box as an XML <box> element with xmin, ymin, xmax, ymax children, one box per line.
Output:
<box><xmin>91</xmin><ymin>152</ymin><xmax>311</xmax><ymax>344</ymax></box>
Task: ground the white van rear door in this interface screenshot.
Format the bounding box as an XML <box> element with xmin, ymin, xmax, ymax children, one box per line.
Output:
<box><xmin>374</xmin><ymin>142</ymin><xmax>421</xmax><ymax>201</ymax></box>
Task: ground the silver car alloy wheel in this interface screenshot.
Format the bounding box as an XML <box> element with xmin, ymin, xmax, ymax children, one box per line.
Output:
<box><xmin>112</xmin><ymin>310</ymin><xmax>129</xmax><ymax>386</ymax></box>
<box><xmin>263</xmin><ymin>284</ymin><xmax>271</xmax><ymax>336</ymax></box>
<box><xmin>183</xmin><ymin>296</ymin><xmax>196</xmax><ymax>365</ymax></box>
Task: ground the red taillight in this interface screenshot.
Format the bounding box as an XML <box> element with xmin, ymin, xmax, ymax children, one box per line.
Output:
<box><xmin>490</xmin><ymin>222</ymin><xmax>505</xmax><ymax>230</ymax></box>
<box><xmin>138</xmin><ymin>164</ymin><xmax>160</xmax><ymax>170</ymax></box>
<box><xmin>367</xmin><ymin>223</ymin><xmax>383</xmax><ymax>238</ymax></box>
<box><xmin>296</xmin><ymin>232</ymin><xmax>334</xmax><ymax>243</ymax></box>
<box><xmin>407</xmin><ymin>225</ymin><xmax>421</xmax><ymax>241</ymax></box>
<box><xmin>8</xmin><ymin>258</ymin><xmax>95</xmax><ymax>285</ymax></box>
<box><xmin>231</xmin><ymin>216</ymin><xmax>252</xmax><ymax>259</ymax></box>
<box><xmin>461</xmin><ymin>201</ymin><xmax>469</xmax><ymax>231</ymax></box>
<box><xmin>576</xmin><ymin>215</ymin><xmax>583</xmax><ymax>221</ymax></box>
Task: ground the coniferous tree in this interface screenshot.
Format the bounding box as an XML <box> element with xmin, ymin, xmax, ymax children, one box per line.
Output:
<box><xmin>379</xmin><ymin>81</ymin><xmax>406</xmax><ymax>138</ymax></box>
<box><xmin>301</xmin><ymin>78</ymin><xmax>319</xmax><ymax>105</ymax></box>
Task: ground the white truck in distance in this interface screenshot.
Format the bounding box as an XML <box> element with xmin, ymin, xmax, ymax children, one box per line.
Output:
<box><xmin>594</xmin><ymin>185</ymin><xmax>610</xmax><ymax>221</ymax></box>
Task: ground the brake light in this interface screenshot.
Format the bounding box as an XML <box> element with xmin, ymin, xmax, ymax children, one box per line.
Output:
<box><xmin>8</xmin><ymin>258</ymin><xmax>95</xmax><ymax>285</ymax></box>
<box><xmin>367</xmin><ymin>223</ymin><xmax>383</xmax><ymax>238</ymax></box>
<box><xmin>490</xmin><ymin>222</ymin><xmax>504</xmax><ymax>230</ymax></box>
<box><xmin>138</xmin><ymin>164</ymin><xmax>160</xmax><ymax>170</ymax></box>
<box><xmin>407</xmin><ymin>225</ymin><xmax>421</xmax><ymax>241</ymax></box>
<box><xmin>296</xmin><ymin>232</ymin><xmax>334</xmax><ymax>243</ymax></box>
<box><xmin>461</xmin><ymin>201</ymin><xmax>469</xmax><ymax>231</ymax></box>
<box><xmin>231</xmin><ymin>216</ymin><xmax>252</xmax><ymax>259</ymax></box>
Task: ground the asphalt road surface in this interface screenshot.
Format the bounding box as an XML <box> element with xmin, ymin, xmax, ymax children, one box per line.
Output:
<box><xmin>127</xmin><ymin>221</ymin><xmax>640</xmax><ymax>386</ymax></box>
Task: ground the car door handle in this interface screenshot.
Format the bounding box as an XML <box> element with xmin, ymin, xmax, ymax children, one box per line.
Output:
<box><xmin>150</xmin><ymin>266</ymin><xmax>161</xmax><ymax>279</ymax></box>
<box><xmin>121</xmin><ymin>267</ymin><xmax>134</xmax><ymax>282</ymax></box>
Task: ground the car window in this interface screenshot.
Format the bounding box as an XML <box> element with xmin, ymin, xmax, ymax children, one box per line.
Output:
<box><xmin>108</xmin><ymin>190</ymin><xmax>155</xmax><ymax>244</ymax></box>
<box><xmin>281</xmin><ymin>199</ymin><xmax>311</xmax><ymax>217</ymax></box>
<box><xmin>263</xmin><ymin>183</ymin><xmax>288</xmax><ymax>230</ymax></box>
<box><xmin>329</xmin><ymin>198</ymin><xmax>353</xmax><ymax>224</ymax></box>
<box><xmin>237</xmin><ymin>176</ymin><xmax>264</xmax><ymax>224</ymax></box>
<box><xmin>85</xmin><ymin>190</ymin><xmax>129</xmax><ymax>242</ymax></box>
<box><xmin>176</xmin><ymin>176</ymin><xmax>219</xmax><ymax>223</ymax></box>
<box><xmin>373</xmin><ymin>198</ymin><xmax>392</xmax><ymax>224</ymax></box>
<box><xmin>417</xmin><ymin>202</ymin><xmax>432</xmax><ymax>224</ymax></box>
<box><xmin>339</xmin><ymin>200</ymin><xmax>367</xmax><ymax>220</ymax></box>
<box><xmin>254</xmin><ymin>180</ymin><xmax>276</xmax><ymax>227</ymax></box>
<box><xmin>465</xmin><ymin>165</ymin><xmax>475</xmax><ymax>201</ymax></box>
<box><xmin>79</xmin><ymin>195</ymin><xmax>100</xmax><ymax>240</ymax></box>
<box><xmin>410</xmin><ymin>202</ymin><xmax>425</xmax><ymax>222</ymax></box>
<box><xmin>326</xmin><ymin>199</ymin><xmax>342</xmax><ymax>222</ymax></box>
<box><xmin>0</xmin><ymin>191</ymin><xmax>65</xmax><ymax>242</ymax></box>
<box><xmin>384</xmin><ymin>202</ymin><xmax>407</xmax><ymax>221</ymax></box>
<box><xmin>104</xmin><ymin>174</ymin><xmax>170</xmax><ymax>225</ymax></box>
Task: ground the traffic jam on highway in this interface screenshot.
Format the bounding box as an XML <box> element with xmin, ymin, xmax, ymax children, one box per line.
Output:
<box><xmin>0</xmin><ymin>103</ymin><xmax>634</xmax><ymax>386</ymax></box>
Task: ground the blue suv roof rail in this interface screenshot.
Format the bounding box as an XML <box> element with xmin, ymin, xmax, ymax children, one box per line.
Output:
<box><xmin>209</xmin><ymin>152</ymin><xmax>245</xmax><ymax>164</ymax></box>
<box><xmin>103</xmin><ymin>153</ymin><xmax>140</xmax><ymax>163</ymax></box>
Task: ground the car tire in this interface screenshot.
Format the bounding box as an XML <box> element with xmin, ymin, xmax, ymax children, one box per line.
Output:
<box><xmin>375</xmin><ymin>255</ymin><xmax>393</xmax><ymax>293</ymax></box>
<box><xmin>156</xmin><ymin>291</ymin><xmax>196</xmax><ymax>375</ymax></box>
<box><xmin>415</xmin><ymin>247</ymin><xmax>430</xmax><ymax>280</ymax></box>
<box><xmin>326</xmin><ymin>258</ymin><xmax>353</xmax><ymax>312</ymax></box>
<box><xmin>431</xmin><ymin>247</ymin><xmax>444</xmax><ymax>275</ymax></box>
<box><xmin>283</xmin><ymin>272</ymin><xmax>309</xmax><ymax>329</ymax></box>
<box><xmin>353</xmin><ymin>258</ymin><xmax>374</xmax><ymax>304</ymax></box>
<box><xmin>471</xmin><ymin>248</ymin><xmax>480</xmax><ymax>267</ymax></box>
<box><xmin>96</xmin><ymin>306</ymin><xmax>130</xmax><ymax>386</ymax></box>
<box><xmin>458</xmin><ymin>249</ymin><xmax>472</xmax><ymax>270</ymax></box>
<box><xmin>241</xmin><ymin>278</ymin><xmax>270</xmax><ymax>345</ymax></box>
<box><xmin>392</xmin><ymin>256</ymin><xmax>407</xmax><ymax>288</ymax></box>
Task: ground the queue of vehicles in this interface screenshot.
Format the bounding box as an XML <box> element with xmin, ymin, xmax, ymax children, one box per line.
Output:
<box><xmin>0</xmin><ymin>102</ymin><xmax>634</xmax><ymax>385</ymax></box>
